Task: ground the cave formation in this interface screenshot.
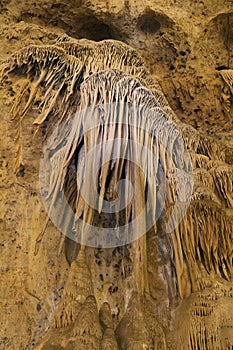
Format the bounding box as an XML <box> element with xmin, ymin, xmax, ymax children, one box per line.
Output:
<box><xmin>0</xmin><ymin>2</ymin><xmax>233</xmax><ymax>350</ymax></box>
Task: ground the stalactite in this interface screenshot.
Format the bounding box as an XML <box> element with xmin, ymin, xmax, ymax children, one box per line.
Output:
<box><xmin>167</xmin><ymin>201</ymin><xmax>233</xmax><ymax>298</ymax></box>
<box><xmin>210</xmin><ymin>164</ymin><xmax>233</xmax><ymax>208</ymax></box>
<box><xmin>176</xmin><ymin>284</ymin><xmax>233</xmax><ymax>350</ymax></box>
<box><xmin>197</xmin><ymin>134</ymin><xmax>225</xmax><ymax>161</ymax></box>
<box><xmin>219</xmin><ymin>69</ymin><xmax>233</xmax><ymax>95</ymax></box>
<box><xmin>1</xmin><ymin>37</ymin><xmax>232</xmax><ymax>350</ymax></box>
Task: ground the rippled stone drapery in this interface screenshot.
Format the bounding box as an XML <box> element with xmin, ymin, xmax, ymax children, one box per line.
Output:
<box><xmin>1</xmin><ymin>37</ymin><xmax>232</xmax><ymax>350</ymax></box>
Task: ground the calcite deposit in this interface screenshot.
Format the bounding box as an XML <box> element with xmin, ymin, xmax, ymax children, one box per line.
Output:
<box><xmin>0</xmin><ymin>1</ymin><xmax>232</xmax><ymax>349</ymax></box>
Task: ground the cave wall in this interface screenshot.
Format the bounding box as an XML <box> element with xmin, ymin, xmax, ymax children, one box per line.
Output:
<box><xmin>0</xmin><ymin>1</ymin><xmax>233</xmax><ymax>350</ymax></box>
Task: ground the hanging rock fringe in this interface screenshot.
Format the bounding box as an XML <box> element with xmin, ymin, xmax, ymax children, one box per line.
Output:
<box><xmin>219</xmin><ymin>69</ymin><xmax>233</xmax><ymax>95</ymax></box>
<box><xmin>1</xmin><ymin>38</ymin><xmax>232</xmax><ymax>301</ymax></box>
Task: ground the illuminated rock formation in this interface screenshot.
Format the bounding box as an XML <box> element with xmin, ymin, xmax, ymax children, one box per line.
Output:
<box><xmin>0</xmin><ymin>2</ymin><xmax>232</xmax><ymax>350</ymax></box>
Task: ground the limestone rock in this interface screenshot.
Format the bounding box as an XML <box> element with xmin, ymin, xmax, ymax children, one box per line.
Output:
<box><xmin>0</xmin><ymin>1</ymin><xmax>232</xmax><ymax>350</ymax></box>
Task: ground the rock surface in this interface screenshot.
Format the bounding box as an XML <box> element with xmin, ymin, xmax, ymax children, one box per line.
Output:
<box><xmin>0</xmin><ymin>1</ymin><xmax>232</xmax><ymax>350</ymax></box>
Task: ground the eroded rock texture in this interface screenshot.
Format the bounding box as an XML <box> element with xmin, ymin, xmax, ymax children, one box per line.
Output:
<box><xmin>0</xmin><ymin>1</ymin><xmax>232</xmax><ymax>350</ymax></box>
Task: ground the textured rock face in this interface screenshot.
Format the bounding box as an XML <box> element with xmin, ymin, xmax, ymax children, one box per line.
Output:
<box><xmin>0</xmin><ymin>1</ymin><xmax>232</xmax><ymax>350</ymax></box>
